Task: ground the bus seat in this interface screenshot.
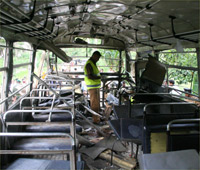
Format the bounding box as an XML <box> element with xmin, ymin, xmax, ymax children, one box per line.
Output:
<box><xmin>3</xmin><ymin>158</ymin><xmax>84</xmax><ymax>170</ymax></box>
<box><xmin>138</xmin><ymin>149</ymin><xmax>199</xmax><ymax>170</ymax></box>
<box><xmin>167</xmin><ymin>118</ymin><xmax>200</xmax><ymax>152</ymax></box>
<box><xmin>25</xmin><ymin>124</ymin><xmax>82</xmax><ymax>133</ymax></box>
<box><xmin>12</xmin><ymin>137</ymin><xmax>75</xmax><ymax>150</ymax></box>
<box><xmin>143</xmin><ymin>103</ymin><xmax>198</xmax><ymax>153</ymax></box>
<box><xmin>144</xmin><ymin>103</ymin><xmax>198</xmax><ymax>131</ymax></box>
<box><xmin>109</xmin><ymin>118</ymin><xmax>143</xmax><ymax>158</ymax></box>
<box><xmin>33</xmin><ymin>113</ymin><xmax>72</xmax><ymax>122</ymax></box>
<box><xmin>113</xmin><ymin>104</ymin><xmax>145</xmax><ymax>119</ymax></box>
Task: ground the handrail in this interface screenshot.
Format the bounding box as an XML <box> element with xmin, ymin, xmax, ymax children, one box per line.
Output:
<box><xmin>0</xmin><ymin>150</ymin><xmax>72</xmax><ymax>155</ymax></box>
<box><xmin>0</xmin><ymin>82</ymin><xmax>32</xmax><ymax>105</ymax></box>
<box><xmin>45</xmin><ymin>75</ymin><xmax>75</xmax><ymax>84</ymax></box>
<box><xmin>30</xmin><ymin>88</ymin><xmax>74</xmax><ymax>97</ymax></box>
<box><xmin>170</xmin><ymin>93</ymin><xmax>200</xmax><ymax>102</ymax></box>
<box><xmin>144</xmin><ymin>102</ymin><xmax>197</xmax><ymax>113</ymax></box>
<box><xmin>33</xmin><ymin>73</ymin><xmax>76</xmax><ymax>113</ymax></box>
<box><xmin>6</xmin><ymin>122</ymin><xmax>71</xmax><ymax>126</ymax></box>
<box><xmin>33</xmin><ymin>73</ymin><xmax>58</xmax><ymax>97</ymax></box>
<box><xmin>19</xmin><ymin>96</ymin><xmax>74</xmax><ymax>110</ymax></box>
<box><xmin>167</xmin><ymin>118</ymin><xmax>200</xmax><ymax>131</ymax></box>
<box><xmin>131</xmin><ymin>93</ymin><xmax>172</xmax><ymax>96</ymax></box>
<box><xmin>3</xmin><ymin>109</ymin><xmax>74</xmax><ymax>121</ymax></box>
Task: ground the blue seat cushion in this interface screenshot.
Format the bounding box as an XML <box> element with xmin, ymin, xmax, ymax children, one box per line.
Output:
<box><xmin>4</xmin><ymin>158</ymin><xmax>84</xmax><ymax>170</ymax></box>
<box><xmin>25</xmin><ymin>124</ymin><xmax>82</xmax><ymax>133</ymax></box>
<box><xmin>33</xmin><ymin>113</ymin><xmax>72</xmax><ymax>122</ymax></box>
<box><xmin>12</xmin><ymin>138</ymin><xmax>73</xmax><ymax>150</ymax></box>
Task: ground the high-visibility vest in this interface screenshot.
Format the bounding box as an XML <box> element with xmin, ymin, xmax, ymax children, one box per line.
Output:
<box><xmin>84</xmin><ymin>59</ymin><xmax>101</xmax><ymax>89</ymax></box>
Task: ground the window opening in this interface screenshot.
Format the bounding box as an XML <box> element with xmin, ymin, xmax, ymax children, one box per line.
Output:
<box><xmin>129</xmin><ymin>51</ymin><xmax>137</xmax><ymax>60</ymax></box>
<box><xmin>34</xmin><ymin>50</ymin><xmax>48</xmax><ymax>78</ymax></box>
<box><xmin>13</xmin><ymin>42</ymin><xmax>32</xmax><ymax>65</ymax></box>
<box><xmin>159</xmin><ymin>48</ymin><xmax>198</xmax><ymax>95</ymax></box>
<box><xmin>0</xmin><ymin>37</ymin><xmax>6</xmax><ymax>67</ymax></box>
<box><xmin>62</xmin><ymin>48</ymin><xmax>120</xmax><ymax>73</ymax></box>
<box><xmin>8</xmin><ymin>42</ymin><xmax>32</xmax><ymax>107</ymax></box>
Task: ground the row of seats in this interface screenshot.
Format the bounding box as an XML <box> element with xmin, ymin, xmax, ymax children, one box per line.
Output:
<box><xmin>109</xmin><ymin>93</ymin><xmax>199</xmax><ymax>169</ymax></box>
<box><xmin>0</xmin><ymin>75</ymin><xmax>85</xmax><ymax>170</ymax></box>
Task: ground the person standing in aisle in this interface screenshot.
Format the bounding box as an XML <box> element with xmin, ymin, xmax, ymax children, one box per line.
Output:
<box><xmin>84</xmin><ymin>51</ymin><xmax>102</xmax><ymax>124</ymax></box>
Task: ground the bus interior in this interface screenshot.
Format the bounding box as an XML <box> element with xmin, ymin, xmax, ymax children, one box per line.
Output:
<box><xmin>0</xmin><ymin>0</ymin><xmax>199</xmax><ymax>170</ymax></box>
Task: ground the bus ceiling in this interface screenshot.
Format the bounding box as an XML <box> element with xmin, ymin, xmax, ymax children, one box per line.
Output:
<box><xmin>0</xmin><ymin>0</ymin><xmax>199</xmax><ymax>54</ymax></box>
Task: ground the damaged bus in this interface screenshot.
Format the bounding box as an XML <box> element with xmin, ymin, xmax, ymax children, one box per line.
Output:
<box><xmin>0</xmin><ymin>0</ymin><xmax>199</xmax><ymax>170</ymax></box>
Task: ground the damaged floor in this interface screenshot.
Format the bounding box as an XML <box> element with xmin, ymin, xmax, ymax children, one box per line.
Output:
<box><xmin>77</xmin><ymin>120</ymin><xmax>140</xmax><ymax>170</ymax></box>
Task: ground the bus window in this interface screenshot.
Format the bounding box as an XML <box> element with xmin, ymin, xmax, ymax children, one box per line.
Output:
<box><xmin>0</xmin><ymin>37</ymin><xmax>6</xmax><ymax>67</ymax></box>
<box><xmin>0</xmin><ymin>37</ymin><xmax>6</xmax><ymax>113</ymax></box>
<box><xmin>0</xmin><ymin>71</ymin><xmax>3</xmax><ymax>98</ymax></box>
<box><xmin>13</xmin><ymin>42</ymin><xmax>32</xmax><ymax>65</ymax></box>
<box><xmin>159</xmin><ymin>48</ymin><xmax>198</xmax><ymax>94</ymax></box>
<box><xmin>34</xmin><ymin>50</ymin><xmax>48</xmax><ymax>78</ymax></box>
<box><xmin>159</xmin><ymin>49</ymin><xmax>197</xmax><ymax>68</ymax></box>
<box><xmin>9</xmin><ymin>42</ymin><xmax>32</xmax><ymax>106</ymax></box>
<box><xmin>57</xmin><ymin>58</ymin><xmax>65</xmax><ymax>72</ymax></box>
<box><xmin>62</xmin><ymin>48</ymin><xmax>120</xmax><ymax>73</ymax></box>
<box><xmin>129</xmin><ymin>51</ymin><xmax>137</xmax><ymax>60</ymax></box>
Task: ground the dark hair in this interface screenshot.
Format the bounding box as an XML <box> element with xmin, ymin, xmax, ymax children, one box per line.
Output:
<box><xmin>169</xmin><ymin>80</ymin><xmax>174</xmax><ymax>85</ymax></box>
<box><xmin>184</xmin><ymin>88</ymin><xmax>191</xmax><ymax>93</ymax></box>
<box><xmin>93</xmin><ymin>51</ymin><xmax>101</xmax><ymax>57</ymax></box>
<box><xmin>105</xmin><ymin>89</ymin><xmax>110</xmax><ymax>93</ymax></box>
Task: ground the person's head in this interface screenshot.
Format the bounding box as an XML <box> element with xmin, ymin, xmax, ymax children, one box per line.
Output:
<box><xmin>16</xmin><ymin>79</ymin><xmax>21</xmax><ymax>84</ymax></box>
<box><xmin>169</xmin><ymin>80</ymin><xmax>174</xmax><ymax>86</ymax></box>
<box><xmin>91</xmin><ymin>51</ymin><xmax>101</xmax><ymax>62</ymax></box>
<box><xmin>121</xmin><ymin>81</ymin><xmax>126</xmax><ymax>87</ymax></box>
<box><xmin>184</xmin><ymin>88</ymin><xmax>192</xmax><ymax>97</ymax></box>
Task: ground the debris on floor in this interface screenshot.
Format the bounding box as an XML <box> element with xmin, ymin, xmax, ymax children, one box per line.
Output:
<box><xmin>77</xmin><ymin>118</ymin><xmax>138</xmax><ymax>170</ymax></box>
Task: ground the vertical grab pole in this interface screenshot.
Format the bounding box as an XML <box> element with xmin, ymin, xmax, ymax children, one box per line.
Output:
<box><xmin>196</xmin><ymin>48</ymin><xmax>200</xmax><ymax>97</ymax></box>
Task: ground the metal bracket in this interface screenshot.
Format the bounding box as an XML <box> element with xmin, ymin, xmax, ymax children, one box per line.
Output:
<box><xmin>134</xmin><ymin>29</ymin><xmax>154</xmax><ymax>47</ymax></box>
<box><xmin>39</xmin><ymin>26</ymin><xmax>59</xmax><ymax>40</ymax></box>
<box><xmin>1</xmin><ymin>0</ymin><xmax>37</xmax><ymax>26</ymax></box>
<box><xmin>16</xmin><ymin>7</ymin><xmax>52</xmax><ymax>34</ymax></box>
<box><xmin>148</xmin><ymin>23</ymin><xmax>171</xmax><ymax>45</ymax></box>
<box><xmin>169</xmin><ymin>15</ymin><xmax>198</xmax><ymax>43</ymax></box>
<box><xmin>29</xmin><ymin>16</ymin><xmax>56</xmax><ymax>37</ymax></box>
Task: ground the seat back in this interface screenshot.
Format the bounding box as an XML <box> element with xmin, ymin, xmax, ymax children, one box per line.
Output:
<box><xmin>143</xmin><ymin>103</ymin><xmax>198</xmax><ymax>153</ymax></box>
<box><xmin>167</xmin><ymin>118</ymin><xmax>200</xmax><ymax>152</ymax></box>
<box><xmin>113</xmin><ymin>104</ymin><xmax>145</xmax><ymax>119</ymax></box>
<box><xmin>144</xmin><ymin>103</ymin><xmax>198</xmax><ymax>128</ymax></box>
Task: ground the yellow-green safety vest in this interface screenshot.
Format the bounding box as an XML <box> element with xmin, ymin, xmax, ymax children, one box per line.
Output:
<box><xmin>84</xmin><ymin>59</ymin><xmax>101</xmax><ymax>89</ymax></box>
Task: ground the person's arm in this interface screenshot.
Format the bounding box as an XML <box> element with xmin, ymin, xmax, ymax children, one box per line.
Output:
<box><xmin>86</xmin><ymin>63</ymin><xmax>100</xmax><ymax>80</ymax></box>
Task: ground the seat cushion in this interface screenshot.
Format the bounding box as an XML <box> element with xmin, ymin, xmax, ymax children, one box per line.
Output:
<box><xmin>33</xmin><ymin>113</ymin><xmax>72</xmax><ymax>122</ymax></box>
<box><xmin>4</xmin><ymin>158</ymin><xmax>84</xmax><ymax>170</ymax></box>
<box><xmin>138</xmin><ymin>149</ymin><xmax>199</xmax><ymax>170</ymax></box>
<box><xmin>25</xmin><ymin>124</ymin><xmax>82</xmax><ymax>133</ymax></box>
<box><xmin>12</xmin><ymin>138</ymin><xmax>73</xmax><ymax>150</ymax></box>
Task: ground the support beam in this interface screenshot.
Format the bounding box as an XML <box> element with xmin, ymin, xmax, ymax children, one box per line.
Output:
<box><xmin>118</xmin><ymin>50</ymin><xmax>122</xmax><ymax>105</ymax></box>
<box><xmin>196</xmin><ymin>48</ymin><xmax>200</xmax><ymax>97</ymax></box>
<box><xmin>30</xmin><ymin>45</ymin><xmax>37</xmax><ymax>92</ymax></box>
<box><xmin>5</xmin><ymin>41</ymin><xmax>13</xmax><ymax>111</ymax></box>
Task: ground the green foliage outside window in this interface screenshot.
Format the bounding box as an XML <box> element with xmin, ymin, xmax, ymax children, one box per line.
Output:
<box><xmin>159</xmin><ymin>48</ymin><xmax>198</xmax><ymax>94</ymax></box>
<box><xmin>0</xmin><ymin>71</ymin><xmax>3</xmax><ymax>94</ymax></box>
<box><xmin>62</xmin><ymin>48</ymin><xmax>121</xmax><ymax>72</ymax></box>
<box><xmin>0</xmin><ymin>47</ymin><xmax>4</xmax><ymax>67</ymax></box>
